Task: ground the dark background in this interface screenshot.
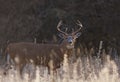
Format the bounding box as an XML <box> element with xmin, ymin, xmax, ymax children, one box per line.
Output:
<box><xmin>0</xmin><ymin>0</ymin><xmax>120</xmax><ymax>52</ymax></box>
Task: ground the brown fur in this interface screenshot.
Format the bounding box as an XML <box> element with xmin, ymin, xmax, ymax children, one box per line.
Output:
<box><xmin>4</xmin><ymin>41</ymin><xmax>75</xmax><ymax>74</ymax></box>
<box><xmin>4</xmin><ymin>20</ymin><xmax>82</xmax><ymax>75</ymax></box>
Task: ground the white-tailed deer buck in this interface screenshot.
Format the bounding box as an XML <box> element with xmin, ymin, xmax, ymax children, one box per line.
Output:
<box><xmin>4</xmin><ymin>20</ymin><xmax>83</xmax><ymax>74</ymax></box>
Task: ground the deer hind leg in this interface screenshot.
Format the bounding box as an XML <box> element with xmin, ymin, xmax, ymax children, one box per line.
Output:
<box><xmin>3</xmin><ymin>54</ymin><xmax>15</xmax><ymax>75</ymax></box>
<box><xmin>6</xmin><ymin>54</ymin><xmax>15</xmax><ymax>67</ymax></box>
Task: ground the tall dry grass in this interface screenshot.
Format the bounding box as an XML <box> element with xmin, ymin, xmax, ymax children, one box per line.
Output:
<box><xmin>0</xmin><ymin>45</ymin><xmax>120</xmax><ymax>82</ymax></box>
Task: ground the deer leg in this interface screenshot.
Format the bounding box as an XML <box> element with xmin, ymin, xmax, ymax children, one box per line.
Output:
<box><xmin>2</xmin><ymin>54</ymin><xmax>14</xmax><ymax>75</ymax></box>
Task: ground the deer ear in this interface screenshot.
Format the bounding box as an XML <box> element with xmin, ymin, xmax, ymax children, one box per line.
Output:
<box><xmin>58</xmin><ymin>33</ymin><xmax>65</xmax><ymax>39</ymax></box>
<box><xmin>75</xmin><ymin>32</ymin><xmax>81</xmax><ymax>38</ymax></box>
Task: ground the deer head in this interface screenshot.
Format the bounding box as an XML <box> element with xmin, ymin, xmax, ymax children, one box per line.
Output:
<box><xmin>57</xmin><ymin>20</ymin><xmax>83</xmax><ymax>49</ymax></box>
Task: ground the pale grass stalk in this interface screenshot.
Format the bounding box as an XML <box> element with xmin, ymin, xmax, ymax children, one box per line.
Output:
<box><xmin>49</xmin><ymin>59</ymin><xmax>55</xmax><ymax>82</ymax></box>
<box><xmin>34</xmin><ymin>38</ymin><xmax>37</xmax><ymax>44</ymax></box>
<box><xmin>34</xmin><ymin>66</ymin><xmax>40</xmax><ymax>82</ymax></box>
<box><xmin>0</xmin><ymin>75</ymin><xmax>3</xmax><ymax>82</ymax></box>
<box><xmin>72</xmin><ymin>59</ymin><xmax>79</xmax><ymax>82</ymax></box>
<box><xmin>85</xmin><ymin>56</ymin><xmax>91</xmax><ymax>80</ymax></box>
<box><xmin>110</xmin><ymin>60</ymin><xmax>119</xmax><ymax>82</ymax></box>
<box><xmin>23</xmin><ymin>73</ymin><xmax>29</xmax><ymax>82</ymax></box>
<box><xmin>43</xmin><ymin>67</ymin><xmax>49</xmax><ymax>82</ymax></box>
<box><xmin>99</xmin><ymin>67</ymin><xmax>109</xmax><ymax>82</ymax></box>
<box><xmin>108</xmin><ymin>58</ymin><xmax>119</xmax><ymax>82</ymax></box>
<box><xmin>78</xmin><ymin>57</ymin><xmax>84</xmax><ymax>80</ymax></box>
<box><xmin>97</xmin><ymin>41</ymin><xmax>103</xmax><ymax>57</ymax></box>
<box><xmin>62</xmin><ymin>54</ymin><xmax>69</xmax><ymax>82</ymax></box>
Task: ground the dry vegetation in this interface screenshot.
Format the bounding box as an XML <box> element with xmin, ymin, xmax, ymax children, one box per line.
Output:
<box><xmin>0</xmin><ymin>45</ymin><xmax>120</xmax><ymax>82</ymax></box>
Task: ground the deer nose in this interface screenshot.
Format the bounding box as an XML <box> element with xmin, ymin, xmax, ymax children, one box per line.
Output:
<box><xmin>69</xmin><ymin>41</ymin><xmax>72</xmax><ymax>44</ymax></box>
<box><xmin>68</xmin><ymin>39</ymin><xmax>73</xmax><ymax>44</ymax></box>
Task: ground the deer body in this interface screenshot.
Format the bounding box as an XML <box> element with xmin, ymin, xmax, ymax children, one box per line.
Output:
<box><xmin>6</xmin><ymin>42</ymin><xmax>71</xmax><ymax>68</ymax></box>
<box><xmin>4</xmin><ymin>20</ymin><xmax>83</xmax><ymax>74</ymax></box>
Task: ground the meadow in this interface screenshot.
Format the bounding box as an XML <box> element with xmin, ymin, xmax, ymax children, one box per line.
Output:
<box><xmin>0</xmin><ymin>43</ymin><xmax>120</xmax><ymax>82</ymax></box>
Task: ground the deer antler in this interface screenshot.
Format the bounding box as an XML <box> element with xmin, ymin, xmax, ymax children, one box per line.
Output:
<box><xmin>72</xmin><ymin>20</ymin><xmax>83</xmax><ymax>35</ymax></box>
<box><xmin>57</xmin><ymin>20</ymin><xmax>68</xmax><ymax>35</ymax></box>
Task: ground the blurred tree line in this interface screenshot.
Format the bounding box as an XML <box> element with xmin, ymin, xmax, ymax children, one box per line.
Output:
<box><xmin>0</xmin><ymin>0</ymin><xmax>120</xmax><ymax>52</ymax></box>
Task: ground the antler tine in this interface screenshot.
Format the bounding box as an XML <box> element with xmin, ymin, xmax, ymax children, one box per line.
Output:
<box><xmin>72</xmin><ymin>20</ymin><xmax>83</xmax><ymax>35</ymax></box>
<box><xmin>57</xmin><ymin>20</ymin><xmax>68</xmax><ymax>35</ymax></box>
<box><xmin>76</xmin><ymin>20</ymin><xmax>83</xmax><ymax>27</ymax></box>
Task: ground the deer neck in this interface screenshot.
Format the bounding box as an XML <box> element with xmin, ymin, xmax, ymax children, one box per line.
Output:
<box><xmin>59</xmin><ymin>42</ymin><xmax>74</xmax><ymax>55</ymax></box>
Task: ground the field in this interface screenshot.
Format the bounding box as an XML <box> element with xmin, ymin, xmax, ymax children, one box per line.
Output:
<box><xmin>0</xmin><ymin>45</ymin><xmax>120</xmax><ymax>82</ymax></box>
